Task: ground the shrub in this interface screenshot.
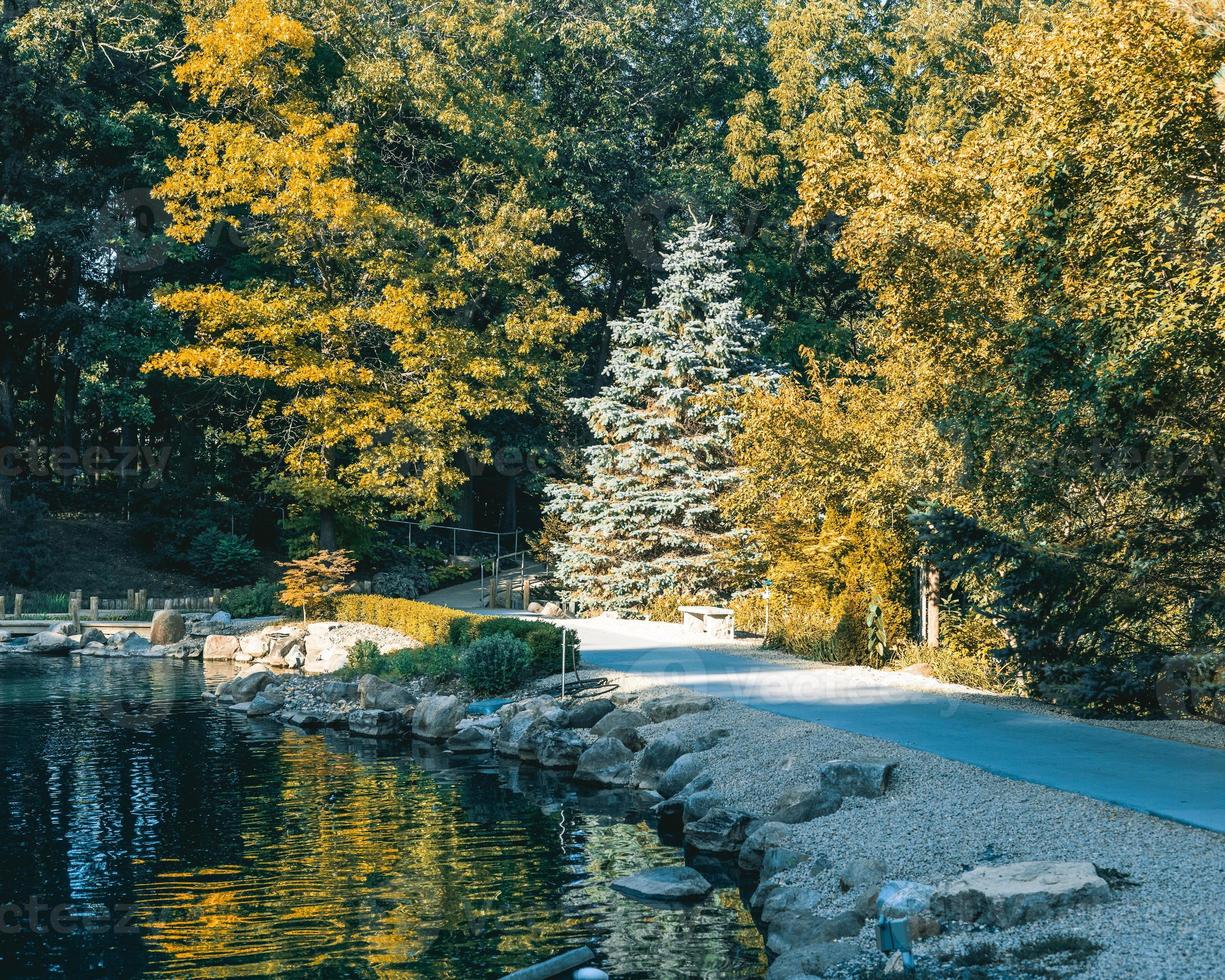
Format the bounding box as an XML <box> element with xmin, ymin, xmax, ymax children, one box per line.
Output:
<box><xmin>346</xmin><ymin>639</ymin><xmax>383</xmax><ymax>675</ymax></box>
<box><xmin>470</xmin><ymin>617</ymin><xmax>579</xmax><ymax>676</ymax></box>
<box><xmin>335</xmin><ymin>594</ymin><xmax>470</xmax><ymax>645</ymax></box>
<box><xmin>187</xmin><ymin>528</ymin><xmax>262</xmax><ymax>587</ymax></box>
<box><xmin>220</xmin><ymin>580</ymin><xmax>285</xmax><ymax>618</ymax></box>
<box><xmin>461</xmin><ymin>633</ymin><xmax>533</xmax><ymax>695</ymax></box>
<box><xmin>371</xmin><ymin>564</ymin><xmax>433</xmax><ymax>599</ymax></box>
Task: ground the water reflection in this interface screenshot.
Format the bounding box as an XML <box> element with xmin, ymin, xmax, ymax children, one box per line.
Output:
<box><xmin>0</xmin><ymin>655</ymin><xmax>765</xmax><ymax>978</ymax></box>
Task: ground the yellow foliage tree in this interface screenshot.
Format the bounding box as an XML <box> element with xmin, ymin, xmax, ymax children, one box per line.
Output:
<box><xmin>145</xmin><ymin>0</ymin><xmax>587</xmax><ymax>547</ymax></box>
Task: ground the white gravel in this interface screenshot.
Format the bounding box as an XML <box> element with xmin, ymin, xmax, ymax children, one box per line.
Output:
<box><xmin>541</xmin><ymin>666</ymin><xmax>1225</xmax><ymax>979</ymax></box>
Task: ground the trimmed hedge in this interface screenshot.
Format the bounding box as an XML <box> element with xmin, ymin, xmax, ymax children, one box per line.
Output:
<box><xmin>333</xmin><ymin>595</ymin><xmax>579</xmax><ymax>677</ymax></box>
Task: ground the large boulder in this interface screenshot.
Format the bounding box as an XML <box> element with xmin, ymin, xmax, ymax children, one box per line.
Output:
<box><xmin>447</xmin><ymin>726</ymin><xmax>495</xmax><ymax>753</ymax></box>
<box><xmin>819</xmin><ymin>759</ymin><xmax>896</xmax><ymax>799</ymax></box>
<box><xmin>592</xmin><ymin>708</ymin><xmax>649</xmax><ymax>736</ymax></box>
<box><xmin>931</xmin><ymin>861</ymin><xmax>1111</xmax><ymax>928</ymax></box>
<box><xmin>574</xmin><ymin>736</ymin><xmax>636</xmax><ymax>786</ymax></box>
<box><xmin>229</xmin><ymin>665</ymin><xmax>276</xmax><ymax>702</ymax></box>
<box><xmin>303</xmin><ymin>643</ymin><xmax>348</xmax><ymax>674</ymax></box>
<box><xmin>840</xmin><ymin>856</ymin><xmax>888</xmax><ymax>917</ymax></box>
<box><xmin>78</xmin><ymin>627</ymin><xmax>108</xmax><ymax>646</ymax></box>
<box><xmin>771</xmin><ymin>785</ymin><xmax>842</xmax><ymax>823</ymax></box>
<box><xmin>765</xmin><ymin>942</ymin><xmax>858</xmax><ymax>980</ymax></box>
<box><xmin>239</xmin><ymin>633</ymin><xmax>269</xmax><ymax>658</ymax></box>
<box><xmin>610</xmin><ymin>866</ymin><xmax>712</xmax><ymax>903</ymax></box>
<box><xmin>347</xmin><ymin>709</ymin><xmax>401</xmax><ymax>738</ymax></box>
<box><xmin>358</xmin><ymin>674</ymin><xmax>415</xmax><ymax>711</ymax></box>
<box><xmin>684</xmin><ymin>807</ymin><xmax>752</xmax><ymax>854</ymax></box>
<box><xmin>652</xmin><ymin>772</ymin><xmax>715</xmax><ymax>825</ymax></box>
<box><xmin>411</xmin><ymin>695</ymin><xmax>466</xmax><ymax>741</ymax></box>
<box><xmin>761</xmin><ymin>847</ymin><xmax>813</xmax><ymax>879</ymax></box>
<box><xmin>658</xmin><ymin>753</ymin><xmax>707</xmax><ymax>798</ymax></box>
<box><xmin>739</xmin><ymin>821</ymin><xmax>791</xmax><ymax>872</ymax></box>
<box><xmin>565</xmin><ymin>698</ymin><xmax>615</xmax><ymax>729</ymax></box>
<box><xmin>322</xmin><ymin>680</ymin><xmax>358</xmax><ymax>703</ymax></box>
<box><xmin>605</xmin><ymin>727</ymin><xmax>645</xmax><ymax>752</ymax></box>
<box><xmin>203</xmin><ymin>635</ymin><xmax>240</xmax><ymax>660</ymax></box>
<box><xmin>496</xmin><ymin>711</ymin><xmax>551</xmax><ymax>758</ymax></box>
<box><xmin>681</xmin><ymin>789</ymin><xmax>724</xmax><ymax>825</ymax></box>
<box><xmin>534</xmin><ymin>729</ymin><xmax>588</xmax><ymax>769</ymax></box>
<box><xmin>247</xmin><ymin>689</ymin><xmax>286</xmax><ymax>717</ymax></box>
<box><xmin>636</xmin><ymin>732</ymin><xmax>689</xmax><ymax>790</ymax></box>
<box><xmin>767</xmin><ymin>909</ymin><xmax>862</xmax><ymax>956</ymax></box>
<box><xmin>26</xmin><ymin>631</ymin><xmax>74</xmax><ymax>655</ymax></box>
<box><xmin>149</xmin><ymin>609</ymin><xmax>186</xmax><ymax>645</ymax></box>
<box><xmin>640</xmin><ymin>693</ymin><xmax>714</xmax><ymax>723</ymax></box>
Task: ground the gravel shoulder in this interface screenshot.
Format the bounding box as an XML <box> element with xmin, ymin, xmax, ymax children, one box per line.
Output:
<box><xmin>530</xmin><ymin>664</ymin><xmax>1225</xmax><ymax>980</ymax></box>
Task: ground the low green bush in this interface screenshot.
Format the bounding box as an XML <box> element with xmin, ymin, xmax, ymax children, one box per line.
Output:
<box><xmin>469</xmin><ymin>617</ymin><xmax>580</xmax><ymax>676</ymax></box>
<box><xmin>370</xmin><ymin>564</ymin><xmax>434</xmax><ymax>599</ymax></box>
<box><xmin>461</xmin><ymin>633</ymin><xmax>533</xmax><ymax>695</ymax></box>
<box><xmin>346</xmin><ymin>639</ymin><xmax>383</xmax><ymax>675</ymax></box>
<box><xmin>220</xmin><ymin>580</ymin><xmax>285</xmax><ymax>617</ymax></box>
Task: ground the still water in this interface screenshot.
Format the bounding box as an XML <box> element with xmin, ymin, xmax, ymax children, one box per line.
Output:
<box><xmin>0</xmin><ymin>653</ymin><xmax>766</xmax><ymax>978</ymax></box>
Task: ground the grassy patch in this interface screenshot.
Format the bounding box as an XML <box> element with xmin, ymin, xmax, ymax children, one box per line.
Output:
<box><xmin>1094</xmin><ymin>865</ymin><xmax>1139</xmax><ymax>890</ymax></box>
<box><xmin>1014</xmin><ymin>934</ymin><xmax>1102</xmax><ymax>967</ymax></box>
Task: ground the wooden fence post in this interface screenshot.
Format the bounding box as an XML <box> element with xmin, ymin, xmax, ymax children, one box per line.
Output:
<box><xmin>69</xmin><ymin>597</ymin><xmax>81</xmax><ymax>634</ymax></box>
<box><xmin>0</xmin><ymin>596</ymin><xmax>5</xmax><ymax>619</ymax></box>
<box><xmin>14</xmin><ymin>594</ymin><xmax>23</xmax><ymax>617</ymax></box>
<box><xmin>89</xmin><ymin>596</ymin><xmax>99</xmax><ymax>620</ymax></box>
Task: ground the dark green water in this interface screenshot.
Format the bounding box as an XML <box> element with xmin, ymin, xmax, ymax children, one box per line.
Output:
<box><xmin>0</xmin><ymin>653</ymin><xmax>766</xmax><ymax>978</ymax></box>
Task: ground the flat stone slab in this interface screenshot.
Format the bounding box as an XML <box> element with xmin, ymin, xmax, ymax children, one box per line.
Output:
<box><xmin>932</xmin><ymin>861</ymin><xmax>1111</xmax><ymax>928</ymax></box>
<box><xmin>610</xmin><ymin>866</ymin><xmax>712</xmax><ymax>903</ymax></box>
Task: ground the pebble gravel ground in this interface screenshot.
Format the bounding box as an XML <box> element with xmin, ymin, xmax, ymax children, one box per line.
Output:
<box><xmin>537</xmin><ymin>667</ymin><xmax>1225</xmax><ymax>980</ymax></box>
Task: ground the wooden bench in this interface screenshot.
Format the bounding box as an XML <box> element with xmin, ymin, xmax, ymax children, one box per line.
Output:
<box><xmin>677</xmin><ymin>605</ymin><xmax>735</xmax><ymax>639</ymax></box>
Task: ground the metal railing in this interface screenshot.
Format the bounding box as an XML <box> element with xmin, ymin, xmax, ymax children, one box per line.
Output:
<box><xmin>482</xmin><ymin>549</ymin><xmax>552</xmax><ymax>609</ymax></box>
<box><xmin>380</xmin><ymin>520</ymin><xmax>522</xmax><ymax>563</ymax></box>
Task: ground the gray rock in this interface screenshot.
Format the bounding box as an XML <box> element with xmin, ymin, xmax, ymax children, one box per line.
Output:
<box><xmin>739</xmin><ymin>821</ymin><xmax>791</xmax><ymax>872</ymax></box>
<box><xmin>682</xmin><ymin>789</ymin><xmax>724</xmax><ymax>825</ymax></box>
<box><xmin>610</xmin><ymin>866</ymin><xmax>712</xmax><ymax>903</ymax></box>
<box><xmin>652</xmin><ymin>772</ymin><xmax>715</xmax><ymax>824</ymax></box>
<box><xmin>658</xmin><ymin>752</ymin><xmax>706</xmax><ymax>798</ymax></box>
<box><xmin>765</xmin><ymin>941</ymin><xmax>859</xmax><ymax>980</ymax></box>
<box><xmin>496</xmin><ymin>711</ymin><xmax>550</xmax><ymax>758</ymax></box>
<box><xmin>592</xmin><ymin>708</ymin><xmax>649</xmax><ymax>736</ymax></box>
<box><xmin>412</xmin><ymin>695</ymin><xmax>466</xmax><ymax>741</ymax></box>
<box><xmin>284</xmin><ymin>710</ymin><xmax>325</xmax><ymax>728</ymax></box>
<box><xmin>767</xmin><ymin>908</ymin><xmax>862</xmax><ymax>955</ymax></box>
<box><xmin>760</xmin><ymin>884</ymin><xmax>823</xmax><ymax>923</ymax></box>
<box><xmin>534</xmin><ymin>729</ymin><xmax>587</xmax><ymax>768</ymax></box>
<box><xmin>605</xmin><ymin>726</ymin><xmax>645</xmax><ymax>752</ymax></box>
<box><xmin>347</xmin><ymin>709</ymin><xmax>400</xmax><ymax>737</ymax></box>
<box><xmin>149</xmin><ymin>609</ymin><xmax>186</xmax><ymax>645</ymax></box>
<box><xmin>930</xmin><ymin>861</ymin><xmax>1111</xmax><ymax>928</ymax></box>
<box><xmin>447</xmin><ymin>726</ymin><xmax>494</xmax><ymax>753</ymax></box>
<box><xmin>247</xmin><ymin>689</ymin><xmax>285</xmax><ymax>717</ymax></box>
<box><xmin>640</xmin><ymin>693</ymin><xmax>714</xmax><ymax>722</ymax></box>
<box><xmin>26</xmin><ymin>631</ymin><xmax>74</xmax><ymax>655</ymax></box>
<box><xmin>229</xmin><ymin>666</ymin><xmax>275</xmax><ymax>702</ymax></box>
<box><xmin>761</xmin><ymin>847</ymin><xmax>812</xmax><ymax>879</ymax></box>
<box><xmin>211</xmin><ymin>611</ymin><xmax>233</xmax><ymax>623</ymax></box>
<box><xmin>771</xmin><ymin>785</ymin><xmax>842</xmax><ymax>823</ymax></box>
<box><xmin>637</xmin><ymin>732</ymin><xmax>689</xmax><ymax>790</ymax></box>
<box><xmin>574</xmin><ymin>736</ymin><xmax>636</xmax><ymax>786</ymax></box>
<box><xmin>203</xmin><ymin>635</ymin><xmax>240</xmax><ymax>660</ymax></box>
<box><xmin>322</xmin><ymin>680</ymin><xmax>357</xmax><ymax>702</ymax></box>
<box><xmin>565</xmin><ymin>698</ymin><xmax>615</xmax><ymax>729</ymax></box>
<box><xmin>78</xmin><ymin>627</ymin><xmax>108</xmax><ymax>646</ymax></box>
<box><xmin>684</xmin><ymin>807</ymin><xmax>752</xmax><ymax>854</ymax></box>
<box><xmin>692</xmin><ymin>727</ymin><xmax>731</xmax><ymax>752</ymax></box>
<box><xmin>358</xmin><ymin>674</ymin><xmax>415</xmax><ymax>711</ymax></box>
<box><xmin>840</xmin><ymin>857</ymin><xmax>887</xmax><ymax>893</ymax></box>
<box><xmin>819</xmin><ymin>759</ymin><xmax>896</xmax><ymax>798</ymax></box>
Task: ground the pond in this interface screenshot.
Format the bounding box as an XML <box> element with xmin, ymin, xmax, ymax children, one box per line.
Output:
<box><xmin>0</xmin><ymin>653</ymin><xmax>767</xmax><ymax>978</ymax></box>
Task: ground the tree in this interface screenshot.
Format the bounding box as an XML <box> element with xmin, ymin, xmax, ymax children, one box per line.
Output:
<box><xmin>546</xmin><ymin>222</ymin><xmax>767</xmax><ymax>612</ymax></box>
<box><xmin>145</xmin><ymin>0</ymin><xmax>586</xmax><ymax>547</ymax></box>
<box><xmin>278</xmin><ymin>549</ymin><xmax>356</xmax><ymax>621</ymax></box>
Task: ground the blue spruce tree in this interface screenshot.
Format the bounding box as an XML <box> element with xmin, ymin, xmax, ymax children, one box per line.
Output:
<box><xmin>546</xmin><ymin>221</ymin><xmax>767</xmax><ymax>612</ymax></box>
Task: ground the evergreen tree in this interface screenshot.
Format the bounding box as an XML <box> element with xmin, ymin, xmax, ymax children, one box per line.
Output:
<box><xmin>546</xmin><ymin>222</ymin><xmax>768</xmax><ymax>613</ymax></box>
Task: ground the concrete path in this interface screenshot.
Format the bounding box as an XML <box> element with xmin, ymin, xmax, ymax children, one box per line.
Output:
<box><xmin>557</xmin><ymin>617</ymin><xmax>1225</xmax><ymax>834</ymax></box>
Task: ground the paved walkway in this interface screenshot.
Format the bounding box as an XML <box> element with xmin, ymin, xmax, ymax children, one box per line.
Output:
<box><xmin>417</xmin><ymin>590</ymin><xmax>1225</xmax><ymax>833</ymax></box>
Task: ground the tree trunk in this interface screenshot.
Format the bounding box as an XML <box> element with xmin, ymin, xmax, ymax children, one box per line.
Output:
<box><xmin>318</xmin><ymin>507</ymin><xmax>338</xmax><ymax>551</ymax></box>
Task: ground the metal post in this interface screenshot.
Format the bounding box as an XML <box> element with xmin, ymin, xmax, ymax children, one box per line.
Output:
<box><xmin>452</xmin><ymin>526</ymin><xmax>457</xmax><ymax>558</ymax></box>
<box><xmin>561</xmin><ymin>630</ymin><xmax>567</xmax><ymax>699</ymax></box>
